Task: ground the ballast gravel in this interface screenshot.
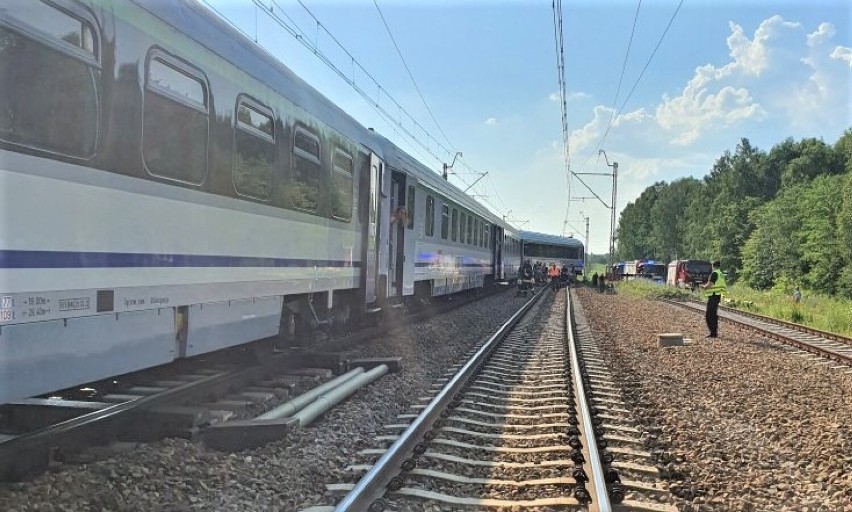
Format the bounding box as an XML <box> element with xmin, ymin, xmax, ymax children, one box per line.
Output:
<box><xmin>575</xmin><ymin>287</ymin><xmax>852</xmax><ymax>512</ymax></box>
<box><xmin>0</xmin><ymin>290</ymin><xmax>527</xmax><ymax>512</ymax></box>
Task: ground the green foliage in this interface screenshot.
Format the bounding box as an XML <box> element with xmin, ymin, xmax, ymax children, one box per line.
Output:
<box><xmin>835</xmin><ymin>129</ymin><xmax>852</xmax><ymax>174</ymax></box>
<box><xmin>616</xmin><ymin>182</ymin><xmax>665</xmax><ymax>260</ymax></box>
<box><xmin>779</xmin><ymin>138</ymin><xmax>844</xmax><ymax>188</ymax></box>
<box><xmin>838</xmin><ymin>171</ymin><xmax>852</xmax><ymax>298</ymax></box>
<box><xmin>586</xmin><ymin>262</ymin><xmax>608</xmax><ymax>277</ymax></box>
<box><xmin>726</xmin><ymin>285</ymin><xmax>852</xmax><ymax>337</ymax></box>
<box><xmin>616</xmin><ymin>132</ymin><xmax>852</xmax><ymax>298</ymax></box>
<box><xmin>649</xmin><ymin>178</ymin><xmax>702</xmax><ymax>262</ymax></box>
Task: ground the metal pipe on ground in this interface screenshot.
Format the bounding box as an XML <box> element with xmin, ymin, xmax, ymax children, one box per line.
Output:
<box><xmin>255</xmin><ymin>367</ymin><xmax>365</xmax><ymax>420</ymax></box>
<box><xmin>291</xmin><ymin>364</ymin><xmax>389</xmax><ymax>427</ymax></box>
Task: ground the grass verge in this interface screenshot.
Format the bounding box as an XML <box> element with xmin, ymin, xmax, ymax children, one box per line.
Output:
<box><xmin>612</xmin><ymin>280</ymin><xmax>852</xmax><ymax>337</ymax></box>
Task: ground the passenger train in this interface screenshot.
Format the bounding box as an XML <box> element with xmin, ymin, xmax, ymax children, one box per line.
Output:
<box><xmin>519</xmin><ymin>231</ymin><xmax>584</xmax><ymax>274</ymax></box>
<box><xmin>0</xmin><ymin>0</ymin><xmax>574</xmax><ymax>403</ymax></box>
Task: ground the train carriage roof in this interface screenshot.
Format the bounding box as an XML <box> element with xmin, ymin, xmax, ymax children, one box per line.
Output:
<box><xmin>519</xmin><ymin>231</ymin><xmax>584</xmax><ymax>249</ymax></box>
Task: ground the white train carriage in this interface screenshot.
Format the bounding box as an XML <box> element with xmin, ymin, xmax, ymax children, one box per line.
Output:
<box><xmin>519</xmin><ymin>231</ymin><xmax>585</xmax><ymax>275</ymax></box>
<box><xmin>371</xmin><ymin>138</ymin><xmax>516</xmax><ymax>299</ymax></box>
<box><xmin>0</xmin><ymin>0</ymin><xmax>388</xmax><ymax>403</ymax></box>
<box><xmin>0</xmin><ymin>0</ymin><xmax>513</xmax><ymax>403</ymax></box>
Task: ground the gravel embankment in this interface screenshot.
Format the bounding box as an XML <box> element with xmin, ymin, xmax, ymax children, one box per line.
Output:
<box><xmin>575</xmin><ymin>287</ymin><xmax>852</xmax><ymax>512</ymax></box>
<box><xmin>0</xmin><ymin>290</ymin><xmax>528</xmax><ymax>512</ymax></box>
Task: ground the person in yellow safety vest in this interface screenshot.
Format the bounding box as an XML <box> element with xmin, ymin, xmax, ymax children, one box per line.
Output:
<box><xmin>700</xmin><ymin>260</ymin><xmax>727</xmax><ymax>339</ymax></box>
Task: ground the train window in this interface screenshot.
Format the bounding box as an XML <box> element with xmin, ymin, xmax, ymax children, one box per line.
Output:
<box><xmin>441</xmin><ymin>204</ymin><xmax>449</xmax><ymax>239</ymax></box>
<box><xmin>148</xmin><ymin>59</ymin><xmax>205</xmax><ymax>108</ymax></box>
<box><xmin>474</xmin><ymin>219</ymin><xmax>480</xmax><ymax>247</ymax></box>
<box><xmin>406</xmin><ymin>185</ymin><xmax>415</xmax><ymax>229</ymax></box>
<box><xmin>425</xmin><ymin>195</ymin><xmax>435</xmax><ymax>237</ymax></box>
<box><xmin>466</xmin><ymin>215</ymin><xmax>473</xmax><ymax>245</ymax></box>
<box><xmin>234</xmin><ymin>98</ymin><xmax>274</xmax><ymax>200</ymax></box>
<box><xmin>0</xmin><ymin>0</ymin><xmax>99</xmax><ymax>159</ymax></box>
<box><xmin>291</xmin><ymin>126</ymin><xmax>321</xmax><ymax>212</ymax></box>
<box><xmin>370</xmin><ymin>164</ymin><xmax>379</xmax><ymax>226</ymax></box>
<box><xmin>144</xmin><ymin>52</ymin><xmax>208</xmax><ymax>184</ymax></box>
<box><xmin>460</xmin><ymin>213</ymin><xmax>466</xmax><ymax>244</ymax></box>
<box><xmin>1</xmin><ymin>0</ymin><xmax>97</xmax><ymax>57</ymax></box>
<box><xmin>237</xmin><ymin>102</ymin><xmax>274</xmax><ymax>137</ymax></box>
<box><xmin>484</xmin><ymin>224</ymin><xmax>489</xmax><ymax>248</ymax></box>
<box><xmin>331</xmin><ymin>149</ymin><xmax>353</xmax><ymax>221</ymax></box>
<box><xmin>451</xmin><ymin>208</ymin><xmax>459</xmax><ymax>242</ymax></box>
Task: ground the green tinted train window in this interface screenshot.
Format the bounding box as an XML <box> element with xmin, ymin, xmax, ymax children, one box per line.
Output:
<box><xmin>234</xmin><ymin>98</ymin><xmax>274</xmax><ymax>200</ymax></box>
<box><xmin>425</xmin><ymin>195</ymin><xmax>435</xmax><ymax>237</ymax></box>
<box><xmin>0</xmin><ymin>0</ymin><xmax>99</xmax><ymax>158</ymax></box>
<box><xmin>331</xmin><ymin>149</ymin><xmax>353</xmax><ymax>221</ymax></box>
<box><xmin>441</xmin><ymin>204</ymin><xmax>449</xmax><ymax>239</ymax></box>
<box><xmin>291</xmin><ymin>126</ymin><xmax>321</xmax><ymax>213</ymax></box>
<box><xmin>451</xmin><ymin>208</ymin><xmax>459</xmax><ymax>242</ymax></box>
<box><xmin>143</xmin><ymin>52</ymin><xmax>208</xmax><ymax>185</ymax></box>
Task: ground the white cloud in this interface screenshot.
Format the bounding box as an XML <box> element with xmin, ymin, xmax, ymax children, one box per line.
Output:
<box><xmin>527</xmin><ymin>14</ymin><xmax>850</xmax><ymax>249</ymax></box>
<box><xmin>657</xmin><ymin>85</ymin><xmax>763</xmax><ymax>146</ymax></box>
<box><xmin>806</xmin><ymin>22</ymin><xmax>835</xmax><ymax>47</ymax></box>
<box><xmin>652</xmin><ymin>16</ymin><xmax>803</xmax><ymax>146</ymax></box>
<box><xmin>831</xmin><ymin>46</ymin><xmax>852</xmax><ymax>66</ymax></box>
<box><xmin>549</xmin><ymin>91</ymin><xmax>590</xmax><ymax>102</ymax></box>
<box><xmin>780</xmin><ymin>22</ymin><xmax>852</xmax><ymax>127</ymax></box>
<box><xmin>484</xmin><ymin>117</ymin><xmax>497</xmax><ymax>126</ymax></box>
<box><xmin>719</xmin><ymin>16</ymin><xmax>800</xmax><ymax>80</ymax></box>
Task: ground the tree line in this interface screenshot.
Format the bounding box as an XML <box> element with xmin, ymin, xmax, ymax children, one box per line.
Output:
<box><xmin>615</xmin><ymin>130</ymin><xmax>852</xmax><ymax>297</ymax></box>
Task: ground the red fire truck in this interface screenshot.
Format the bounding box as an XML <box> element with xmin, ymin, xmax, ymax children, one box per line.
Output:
<box><xmin>666</xmin><ymin>260</ymin><xmax>712</xmax><ymax>289</ymax></box>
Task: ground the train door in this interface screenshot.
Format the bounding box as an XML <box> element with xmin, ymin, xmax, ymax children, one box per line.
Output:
<box><xmin>360</xmin><ymin>152</ymin><xmax>384</xmax><ymax>306</ymax></box>
<box><xmin>388</xmin><ymin>170</ymin><xmax>409</xmax><ymax>297</ymax></box>
<box><xmin>493</xmin><ymin>225</ymin><xmax>504</xmax><ymax>281</ymax></box>
<box><xmin>376</xmin><ymin>163</ymin><xmax>396</xmax><ymax>303</ymax></box>
<box><xmin>401</xmin><ymin>180</ymin><xmax>416</xmax><ymax>295</ymax></box>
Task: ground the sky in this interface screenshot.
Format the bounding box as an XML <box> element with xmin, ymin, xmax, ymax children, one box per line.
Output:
<box><xmin>205</xmin><ymin>0</ymin><xmax>851</xmax><ymax>253</ymax></box>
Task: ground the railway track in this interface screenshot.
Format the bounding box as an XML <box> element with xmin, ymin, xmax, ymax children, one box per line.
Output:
<box><xmin>0</xmin><ymin>354</ymin><xmax>294</xmax><ymax>481</ymax></box>
<box><xmin>660</xmin><ymin>298</ymin><xmax>852</xmax><ymax>367</ymax></box>
<box><xmin>307</xmin><ymin>288</ymin><xmax>677</xmax><ymax>511</ymax></box>
<box><xmin>0</xmin><ymin>287</ymin><xmax>505</xmax><ymax>482</ymax></box>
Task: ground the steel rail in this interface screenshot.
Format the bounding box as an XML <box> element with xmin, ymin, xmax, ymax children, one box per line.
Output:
<box><xmin>1</xmin><ymin>285</ymin><xmax>511</xmax><ymax>481</ymax></box>
<box><xmin>679</xmin><ymin>296</ymin><xmax>852</xmax><ymax>346</ymax></box>
<box><xmin>661</xmin><ymin>299</ymin><xmax>851</xmax><ymax>365</ymax></box>
<box><xmin>718</xmin><ymin>304</ymin><xmax>852</xmax><ymax>345</ymax></box>
<box><xmin>333</xmin><ymin>285</ymin><xmax>548</xmax><ymax>511</ymax></box>
<box><xmin>0</xmin><ymin>352</ymin><xmax>294</xmax><ymax>480</ymax></box>
<box><xmin>566</xmin><ymin>288</ymin><xmax>612</xmax><ymax>511</ymax></box>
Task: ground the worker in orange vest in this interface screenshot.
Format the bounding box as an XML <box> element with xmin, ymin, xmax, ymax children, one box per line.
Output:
<box><xmin>547</xmin><ymin>263</ymin><xmax>559</xmax><ymax>286</ymax></box>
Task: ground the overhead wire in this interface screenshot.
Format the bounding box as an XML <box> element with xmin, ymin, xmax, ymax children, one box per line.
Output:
<box><xmin>200</xmin><ymin>0</ymin><xmax>522</xmax><ymax>223</ymax></box>
<box><xmin>579</xmin><ymin>0</ymin><xmax>684</xmax><ymax>168</ymax></box>
<box><xmin>285</xmin><ymin>0</ymin><xmax>509</xmax><ymax>219</ymax></box>
<box><xmin>372</xmin><ymin>0</ymin><xmax>456</xmax><ymax>152</ymax></box>
<box><xmin>600</xmin><ymin>0</ymin><xmax>642</xmax><ymax>154</ymax></box>
<box><xmin>368</xmin><ymin>0</ymin><xmax>509</xmax><ymax>215</ymax></box>
<box><xmin>552</xmin><ymin>0</ymin><xmax>573</xmax><ymax>235</ymax></box>
<box><xmin>202</xmin><ymin>0</ymin><xmax>430</xmax><ymax>168</ymax></box>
